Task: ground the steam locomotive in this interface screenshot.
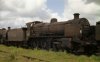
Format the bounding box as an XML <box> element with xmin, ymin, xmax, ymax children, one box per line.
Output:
<box><xmin>0</xmin><ymin>13</ymin><xmax>100</xmax><ymax>54</ymax></box>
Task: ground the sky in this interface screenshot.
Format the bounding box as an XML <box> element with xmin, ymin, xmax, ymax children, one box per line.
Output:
<box><xmin>0</xmin><ymin>0</ymin><xmax>100</xmax><ymax>28</ymax></box>
<box><xmin>47</xmin><ymin>0</ymin><xmax>64</xmax><ymax>15</ymax></box>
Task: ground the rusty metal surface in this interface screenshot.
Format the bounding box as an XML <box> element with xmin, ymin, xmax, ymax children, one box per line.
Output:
<box><xmin>0</xmin><ymin>29</ymin><xmax>7</xmax><ymax>38</ymax></box>
<box><xmin>7</xmin><ymin>28</ymin><xmax>24</xmax><ymax>41</ymax></box>
<box><xmin>33</xmin><ymin>23</ymin><xmax>49</xmax><ymax>35</ymax></box>
<box><xmin>49</xmin><ymin>22</ymin><xmax>66</xmax><ymax>34</ymax></box>
<box><xmin>31</xmin><ymin>22</ymin><xmax>67</xmax><ymax>35</ymax></box>
<box><xmin>64</xmin><ymin>24</ymin><xmax>81</xmax><ymax>38</ymax></box>
<box><xmin>67</xmin><ymin>18</ymin><xmax>90</xmax><ymax>26</ymax></box>
<box><xmin>96</xmin><ymin>22</ymin><xmax>100</xmax><ymax>41</ymax></box>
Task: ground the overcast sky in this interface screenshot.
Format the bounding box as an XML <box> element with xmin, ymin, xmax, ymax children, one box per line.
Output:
<box><xmin>0</xmin><ymin>0</ymin><xmax>100</xmax><ymax>28</ymax></box>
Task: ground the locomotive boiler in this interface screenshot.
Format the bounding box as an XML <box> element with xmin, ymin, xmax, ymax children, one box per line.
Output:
<box><xmin>27</xmin><ymin>13</ymin><xmax>90</xmax><ymax>37</ymax></box>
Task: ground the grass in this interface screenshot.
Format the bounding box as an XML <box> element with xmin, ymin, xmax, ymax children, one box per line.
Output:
<box><xmin>0</xmin><ymin>45</ymin><xmax>99</xmax><ymax>62</ymax></box>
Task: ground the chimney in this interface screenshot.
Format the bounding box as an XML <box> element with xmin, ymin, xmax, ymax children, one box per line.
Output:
<box><xmin>73</xmin><ymin>13</ymin><xmax>80</xmax><ymax>20</ymax></box>
<box><xmin>50</xmin><ymin>18</ymin><xmax>57</xmax><ymax>23</ymax></box>
<box><xmin>8</xmin><ymin>27</ymin><xmax>11</xmax><ymax>30</ymax></box>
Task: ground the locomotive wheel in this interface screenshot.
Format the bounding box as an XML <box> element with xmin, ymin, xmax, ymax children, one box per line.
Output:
<box><xmin>39</xmin><ymin>39</ymin><xmax>44</xmax><ymax>49</ymax></box>
<box><xmin>27</xmin><ymin>39</ymin><xmax>35</xmax><ymax>49</ymax></box>
<box><xmin>71</xmin><ymin>41</ymin><xmax>84</xmax><ymax>54</ymax></box>
<box><xmin>44</xmin><ymin>41</ymin><xmax>50</xmax><ymax>50</ymax></box>
<box><xmin>44</xmin><ymin>38</ymin><xmax>52</xmax><ymax>50</ymax></box>
<box><xmin>71</xmin><ymin>37</ymin><xmax>85</xmax><ymax>54</ymax></box>
<box><xmin>42</xmin><ymin>41</ymin><xmax>46</xmax><ymax>49</ymax></box>
<box><xmin>40</xmin><ymin>39</ymin><xmax>46</xmax><ymax>49</ymax></box>
<box><xmin>31</xmin><ymin>41</ymin><xmax>35</xmax><ymax>49</ymax></box>
<box><xmin>52</xmin><ymin>43</ymin><xmax>58</xmax><ymax>51</ymax></box>
<box><xmin>84</xmin><ymin>44</ymin><xmax>97</xmax><ymax>55</ymax></box>
<box><xmin>36</xmin><ymin>39</ymin><xmax>41</xmax><ymax>49</ymax></box>
<box><xmin>33</xmin><ymin>40</ymin><xmax>37</xmax><ymax>48</ymax></box>
<box><xmin>32</xmin><ymin>39</ymin><xmax>38</xmax><ymax>49</ymax></box>
<box><xmin>52</xmin><ymin>42</ymin><xmax>60</xmax><ymax>51</ymax></box>
<box><xmin>6</xmin><ymin>41</ymin><xmax>10</xmax><ymax>46</ymax></box>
